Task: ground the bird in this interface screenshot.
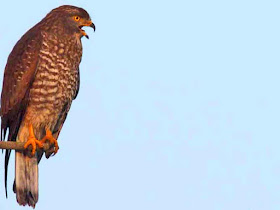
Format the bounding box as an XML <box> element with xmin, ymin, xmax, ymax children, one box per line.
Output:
<box><xmin>0</xmin><ymin>5</ymin><xmax>95</xmax><ymax>208</ymax></box>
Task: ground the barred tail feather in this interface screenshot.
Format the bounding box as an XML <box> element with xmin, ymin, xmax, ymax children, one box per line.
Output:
<box><xmin>14</xmin><ymin>125</ymin><xmax>39</xmax><ymax>208</ymax></box>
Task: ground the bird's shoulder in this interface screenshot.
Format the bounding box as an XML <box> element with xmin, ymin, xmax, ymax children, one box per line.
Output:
<box><xmin>1</xmin><ymin>25</ymin><xmax>42</xmax><ymax>116</ymax></box>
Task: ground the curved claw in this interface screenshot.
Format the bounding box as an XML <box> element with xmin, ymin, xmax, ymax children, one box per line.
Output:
<box><xmin>24</xmin><ymin>125</ymin><xmax>43</xmax><ymax>156</ymax></box>
<box><xmin>40</xmin><ymin>129</ymin><xmax>59</xmax><ymax>155</ymax></box>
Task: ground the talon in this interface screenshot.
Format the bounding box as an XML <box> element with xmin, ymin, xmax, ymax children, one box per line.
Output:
<box><xmin>40</xmin><ymin>128</ymin><xmax>59</xmax><ymax>155</ymax></box>
<box><xmin>24</xmin><ymin>124</ymin><xmax>43</xmax><ymax>156</ymax></box>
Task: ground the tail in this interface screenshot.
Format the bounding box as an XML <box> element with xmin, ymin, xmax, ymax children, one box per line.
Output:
<box><xmin>14</xmin><ymin>125</ymin><xmax>39</xmax><ymax>208</ymax></box>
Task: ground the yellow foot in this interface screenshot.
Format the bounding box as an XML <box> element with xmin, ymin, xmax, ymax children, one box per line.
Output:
<box><xmin>40</xmin><ymin>129</ymin><xmax>59</xmax><ymax>155</ymax></box>
<box><xmin>24</xmin><ymin>124</ymin><xmax>43</xmax><ymax>156</ymax></box>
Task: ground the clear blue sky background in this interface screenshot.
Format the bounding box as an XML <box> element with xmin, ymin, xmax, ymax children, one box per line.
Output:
<box><xmin>0</xmin><ymin>0</ymin><xmax>279</xmax><ymax>209</ymax></box>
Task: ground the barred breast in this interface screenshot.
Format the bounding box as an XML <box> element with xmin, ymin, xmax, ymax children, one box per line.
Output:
<box><xmin>25</xmin><ymin>31</ymin><xmax>82</xmax><ymax>131</ymax></box>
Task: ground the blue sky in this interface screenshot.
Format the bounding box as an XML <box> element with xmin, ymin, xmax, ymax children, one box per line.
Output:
<box><xmin>0</xmin><ymin>0</ymin><xmax>280</xmax><ymax>209</ymax></box>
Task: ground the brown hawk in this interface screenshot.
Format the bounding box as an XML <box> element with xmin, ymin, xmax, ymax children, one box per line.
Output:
<box><xmin>0</xmin><ymin>5</ymin><xmax>95</xmax><ymax>207</ymax></box>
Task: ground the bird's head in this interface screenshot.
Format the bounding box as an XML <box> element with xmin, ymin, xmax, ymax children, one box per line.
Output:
<box><xmin>45</xmin><ymin>5</ymin><xmax>95</xmax><ymax>39</ymax></box>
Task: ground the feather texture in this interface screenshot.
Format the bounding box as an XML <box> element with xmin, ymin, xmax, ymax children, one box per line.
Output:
<box><xmin>0</xmin><ymin>5</ymin><xmax>91</xmax><ymax>208</ymax></box>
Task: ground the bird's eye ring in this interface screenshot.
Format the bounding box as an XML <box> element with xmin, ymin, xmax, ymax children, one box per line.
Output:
<box><xmin>74</xmin><ymin>16</ymin><xmax>80</xmax><ymax>21</ymax></box>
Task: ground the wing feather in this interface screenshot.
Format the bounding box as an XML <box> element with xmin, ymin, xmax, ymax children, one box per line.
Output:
<box><xmin>0</xmin><ymin>25</ymin><xmax>42</xmax><ymax>196</ymax></box>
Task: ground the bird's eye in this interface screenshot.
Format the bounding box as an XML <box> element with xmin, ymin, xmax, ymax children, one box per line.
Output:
<box><xmin>73</xmin><ymin>16</ymin><xmax>81</xmax><ymax>21</ymax></box>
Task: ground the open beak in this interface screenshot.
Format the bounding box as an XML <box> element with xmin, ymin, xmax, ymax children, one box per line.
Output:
<box><xmin>80</xmin><ymin>20</ymin><xmax>96</xmax><ymax>39</ymax></box>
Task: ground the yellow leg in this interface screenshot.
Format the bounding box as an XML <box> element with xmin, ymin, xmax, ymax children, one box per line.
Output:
<box><xmin>24</xmin><ymin>124</ymin><xmax>43</xmax><ymax>156</ymax></box>
<box><xmin>40</xmin><ymin>128</ymin><xmax>59</xmax><ymax>155</ymax></box>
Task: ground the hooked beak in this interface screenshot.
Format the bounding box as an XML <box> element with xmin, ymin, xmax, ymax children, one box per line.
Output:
<box><xmin>90</xmin><ymin>22</ymin><xmax>96</xmax><ymax>32</ymax></box>
<box><xmin>80</xmin><ymin>20</ymin><xmax>96</xmax><ymax>39</ymax></box>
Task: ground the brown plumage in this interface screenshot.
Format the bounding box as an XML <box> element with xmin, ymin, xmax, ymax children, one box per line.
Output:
<box><xmin>0</xmin><ymin>5</ymin><xmax>95</xmax><ymax>208</ymax></box>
